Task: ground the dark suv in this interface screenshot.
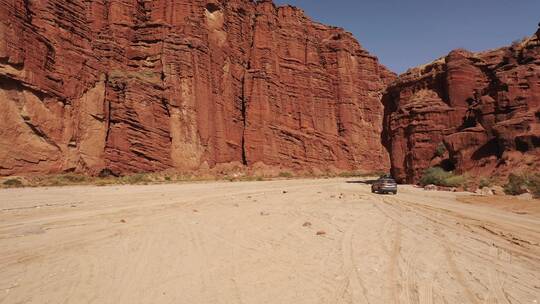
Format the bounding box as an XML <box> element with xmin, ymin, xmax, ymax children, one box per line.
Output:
<box><xmin>371</xmin><ymin>177</ymin><xmax>398</xmax><ymax>194</ymax></box>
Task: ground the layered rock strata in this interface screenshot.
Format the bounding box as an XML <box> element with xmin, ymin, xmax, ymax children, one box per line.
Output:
<box><xmin>0</xmin><ymin>0</ymin><xmax>394</xmax><ymax>176</ymax></box>
<box><xmin>383</xmin><ymin>27</ymin><xmax>540</xmax><ymax>183</ymax></box>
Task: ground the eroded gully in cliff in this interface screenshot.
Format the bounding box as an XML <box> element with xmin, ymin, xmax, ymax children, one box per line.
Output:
<box><xmin>239</xmin><ymin>5</ymin><xmax>258</xmax><ymax>167</ymax></box>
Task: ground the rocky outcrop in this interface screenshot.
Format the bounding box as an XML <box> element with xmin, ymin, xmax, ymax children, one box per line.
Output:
<box><xmin>383</xmin><ymin>27</ymin><xmax>540</xmax><ymax>183</ymax></box>
<box><xmin>0</xmin><ymin>0</ymin><xmax>394</xmax><ymax>176</ymax></box>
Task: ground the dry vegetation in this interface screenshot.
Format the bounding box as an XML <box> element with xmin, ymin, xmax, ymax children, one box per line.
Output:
<box><xmin>420</xmin><ymin>167</ymin><xmax>468</xmax><ymax>188</ymax></box>
<box><xmin>0</xmin><ymin>169</ymin><xmax>387</xmax><ymax>189</ymax></box>
<box><xmin>503</xmin><ymin>173</ymin><xmax>540</xmax><ymax>198</ymax></box>
<box><xmin>420</xmin><ymin>167</ymin><xmax>540</xmax><ymax>198</ymax></box>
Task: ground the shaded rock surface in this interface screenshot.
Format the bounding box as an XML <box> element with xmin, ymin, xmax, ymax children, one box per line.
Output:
<box><xmin>383</xmin><ymin>27</ymin><xmax>540</xmax><ymax>183</ymax></box>
<box><xmin>0</xmin><ymin>0</ymin><xmax>394</xmax><ymax>176</ymax></box>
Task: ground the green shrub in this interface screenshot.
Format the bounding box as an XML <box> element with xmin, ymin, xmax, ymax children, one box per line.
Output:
<box><xmin>420</xmin><ymin>167</ymin><xmax>466</xmax><ymax>187</ymax></box>
<box><xmin>235</xmin><ymin>175</ymin><xmax>265</xmax><ymax>182</ymax></box>
<box><xmin>504</xmin><ymin>173</ymin><xmax>540</xmax><ymax>197</ymax></box>
<box><xmin>278</xmin><ymin>171</ymin><xmax>293</xmax><ymax>178</ymax></box>
<box><xmin>528</xmin><ymin>174</ymin><xmax>540</xmax><ymax>198</ymax></box>
<box><xmin>420</xmin><ymin>167</ymin><xmax>450</xmax><ymax>185</ymax></box>
<box><xmin>503</xmin><ymin>173</ymin><xmax>528</xmax><ymax>195</ymax></box>
<box><xmin>121</xmin><ymin>173</ymin><xmax>151</xmax><ymax>184</ymax></box>
<box><xmin>435</xmin><ymin>143</ymin><xmax>447</xmax><ymax>157</ymax></box>
<box><xmin>444</xmin><ymin>175</ymin><xmax>467</xmax><ymax>187</ymax></box>
<box><xmin>479</xmin><ymin>177</ymin><xmax>493</xmax><ymax>189</ymax></box>
<box><xmin>95</xmin><ymin>180</ymin><xmax>111</xmax><ymax>187</ymax></box>
<box><xmin>98</xmin><ymin>169</ymin><xmax>115</xmax><ymax>178</ymax></box>
<box><xmin>3</xmin><ymin>178</ymin><xmax>23</xmax><ymax>188</ymax></box>
<box><xmin>338</xmin><ymin>171</ymin><xmax>358</xmax><ymax>178</ymax></box>
<box><xmin>35</xmin><ymin>174</ymin><xmax>90</xmax><ymax>187</ymax></box>
<box><xmin>58</xmin><ymin>174</ymin><xmax>88</xmax><ymax>183</ymax></box>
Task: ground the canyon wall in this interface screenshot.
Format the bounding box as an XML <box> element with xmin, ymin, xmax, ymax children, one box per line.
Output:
<box><xmin>0</xmin><ymin>0</ymin><xmax>394</xmax><ymax>176</ymax></box>
<box><xmin>383</xmin><ymin>27</ymin><xmax>540</xmax><ymax>183</ymax></box>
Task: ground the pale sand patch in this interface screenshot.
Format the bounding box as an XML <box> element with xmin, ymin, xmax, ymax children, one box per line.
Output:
<box><xmin>0</xmin><ymin>179</ymin><xmax>538</xmax><ymax>303</ymax></box>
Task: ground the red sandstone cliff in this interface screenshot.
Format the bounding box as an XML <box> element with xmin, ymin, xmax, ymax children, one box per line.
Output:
<box><xmin>383</xmin><ymin>27</ymin><xmax>540</xmax><ymax>183</ymax></box>
<box><xmin>0</xmin><ymin>0</ymin><xmax>394</xmax><ymax>176</ymax></box>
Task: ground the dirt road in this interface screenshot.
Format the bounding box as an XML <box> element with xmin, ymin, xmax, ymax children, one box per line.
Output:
<box><xmin>1</xmin><ymin>179</ymin><xmax>539</xmax><ymax>303</ymax></box>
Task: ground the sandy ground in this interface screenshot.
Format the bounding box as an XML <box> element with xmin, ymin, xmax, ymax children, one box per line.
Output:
<box><xmin>0</xmin><ymin>178</ymin><xmax>539</xmax><ymax>304</ymax></box>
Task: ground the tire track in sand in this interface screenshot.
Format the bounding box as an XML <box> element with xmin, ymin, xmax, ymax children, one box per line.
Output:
<box><xmin>487</xmin><ymin>246</ymin><xmax>511</xmax><ymax>304</ymax></box>
<box><xmin>387</xmin><ymin>223</ymin><xmax>405</xmax><ymax>303</ymax></box>
<box><xmin>373</xmin><ymin>195</ymin><xmax>480</xmax><ymax>304</ymax></box>
<box><xmin>334</xmin><ymin>220</ymin><xmax>370</xmax><ymax>304</ymax></box>
<box><xmin>368</xmin><ymin>194</ymin><xmax>437</xmax><ymax>304</ymax></box>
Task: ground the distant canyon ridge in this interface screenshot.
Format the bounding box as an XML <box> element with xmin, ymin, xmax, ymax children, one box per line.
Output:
<box><xmin>384</xmin><ymin>27</ymin><xmax>540</xmax><ymax>183</ymax></box>
<box><xmin>0</xmin><ymin>0</ymin><xmax>538</xmax><ymax>182</ymax></box>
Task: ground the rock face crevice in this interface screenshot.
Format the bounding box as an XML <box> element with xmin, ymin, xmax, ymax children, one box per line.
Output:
<box><xmin>0</xmin><ymin>0</ymin><xmax>394</xmax><ymax>176</ymax></box>
<box><xmin>383</xmin><ymin>28</ymin><xmax>540</xmax><ymax>183</ymax></box>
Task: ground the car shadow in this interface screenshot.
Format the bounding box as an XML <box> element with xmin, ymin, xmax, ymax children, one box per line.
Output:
<box><xmin>345</xmin><ymin>179</ymin><xmax>378</xmax><ymax>185</ymax></box>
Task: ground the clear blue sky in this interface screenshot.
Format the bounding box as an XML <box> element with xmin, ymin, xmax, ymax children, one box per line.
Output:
<box><xmin>273</xmin><ymin>0</ymin><xmax>540</xmax><ymax>74</ymax></box>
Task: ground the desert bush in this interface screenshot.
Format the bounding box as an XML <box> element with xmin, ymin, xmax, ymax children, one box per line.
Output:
<box><xmin>435</xmin><ymin>143</ymin><xmax>447</xmax><ymax>158</ymax></box>
<box><xmin>121</xmin><ymin>173</ymin><xmax>151</xmax><ymax>185</ymax></box>
<box><xmin>278</xmin><ymin>171</ymin><xmax>293</xmax><ymax>178</ymax></box>
<box><xmin>235</xmin><ymin>175</ymin><xmax>265</xmax><ymax>182</ymax></box>
<box><xmin>58</xmin><ymin>174</ymin><xmax>88</xmax><ymax>183</ymax></box>
<box><xmin>420</xmin><ymin>167</ymin><xmax>450</xmax><ymax>185</ymax></box>
<box><xmin>33</xmin><ymin>174</ymin><xmax>90</xmax><ymax>187</ymax></box>
<box><xmin>95</xmin><ymin>180</ymin><xmax>111</xmax><ymax>187</ymax></box>
<box><xmin>420</xmin><ymin>167</ymin><xmax>466</xmax><ymax>187</ymax></box>
<box><xmin>528</xmin><ymin>174</ymin><xmax>540</xmax><ymax>198</ymax></box>
<box><xmin>503</xmin><ymin>173</ymin><xmax>528</xmax><ymax>195</ymax></box>
<box><xmin>479</xmin><ymin>177</ymin><xmax>494</xmax><ymax>189</ymax></box>
<box><xmin>98</xmin><ymin>169</ymin><xmax>116</xmax><ymax>178</ymax></box>
<box><xmin>338</xmin><ymin>171</ymin><xmax>361</xmax><ymax>178</ymax></box>
<box><xmin>504</xmin><ymin>173</ymin><xmax>540</xmax><ymax>198</ymax></box>
<box><xmin>443</xmin><ymin>175</ymin><xmax>467</xmax><ymax>188</ymax></box>
<box><xmin>3</xmin><ymin>178</ymin><xmax>23</xmax><ymax>188</ymax></box>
